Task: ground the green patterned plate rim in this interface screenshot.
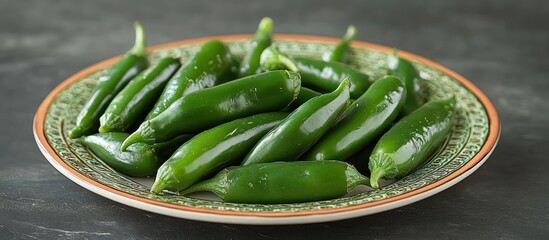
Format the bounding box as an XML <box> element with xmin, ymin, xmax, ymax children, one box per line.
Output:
<box><xmin>33</xmin><ymin>34</ymin><xmax>500</xmax><ymax>225</ymax></box>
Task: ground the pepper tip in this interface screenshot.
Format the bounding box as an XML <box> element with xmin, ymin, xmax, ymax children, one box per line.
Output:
<box><xmin>336</xmin><ymin>77</ymin><xmax>351</xmax><ymax>93</ymax></box>
<box><xmin>68</xmin><ymin>126</ymin><xmax>83</xmax><ymax>139</ymax></box>
<box><xmin>150</xmin><ymin>180</ymin><xmax>164</xmax><ymax>194</ymax></box>
<box><xmin>98</xmin><ymin>125</ymin><xmax>109</xmax><ymax>133</ymax></box>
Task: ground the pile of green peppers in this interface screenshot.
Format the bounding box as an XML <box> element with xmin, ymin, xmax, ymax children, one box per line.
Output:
<box><xmin>72</xmin><ymin>18</ymin><xmax>456</xmax><ymax>204</ymax></box>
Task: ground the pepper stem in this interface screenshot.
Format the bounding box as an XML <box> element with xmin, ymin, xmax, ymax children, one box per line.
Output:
<box><xmin>257</xmin><ymin>17</ymin><xmax>273</xmax><ymax>36</ymax></box>
<box><xmin>180</xmin><ymin>169</ymin><xmax>228</xmax><ymax>199</ymax></box>
<box><xmin>150</xmin><ymin>177</ymin><xmax>168</xmax><ymax>194</ymax></box>
<box><xmin>342</xmin><ymin>25</ymin><xmax>357</xmax><ymax>44</ymax></box>
<box><xmin>346</xmin><ymin>164</ymin><xmax>371</xmax><ymax>192</ymax></box>
<box><xmin>323</xmin><ymin>25</ymin><xmax>357</xmax><ymax>62</ymax></box>
<box><xmin>128</xmin><ymin>21</ymin><xmax>146</xmax><ymax>57</ymax></box>
<box><xmin>369</xmin><ymin>167</ymin><xmax>386</xmax><ymax>189</ymax></box>
<box><xmin>120</xmin><ymin>130</ymin><xmax>143</xmax><ymax>151</ymax></box>
<box><xmin>260</xmin><ymin>46</ymin><xmax>299</xmax><ymax>72</ymax></box>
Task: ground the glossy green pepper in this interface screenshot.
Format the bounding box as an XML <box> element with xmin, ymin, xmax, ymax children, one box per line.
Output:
<box><xmin>303</xmin><ymin>75</ymin><xmax>407</xmax><ymax>161</ymax></box>
<box><xmin>238</xmin><ymin>17</ymin><xmax>273</xmax><ymax>77</ymax></box>
<box><xmin>323</xmin><ymin>25</ymin><xmax>356</xmax><ymax>63</ymax></box>
<box><xmin>99</xmin><ymin>57</ymin><xmax>181</xmax><ymax>133</ymax></box>
<box><xmin>260</xmin><ymin>46</ymin><xmax>370</xmax><ymax>99</ymax></box>
<box><xmin>145</xmin><ymin>40</ymin><xmax>233</xmax><ymax>120</ymax></box>
<box><xmin>180</xmin><ymin>161</ymin><xmax>370</xmax><ymax>204</ymax></box>
<box><xmin>69</xmin><ymin>22</ymin><xmax>149</xmax><ymax>138</ymax></box>
<box><xmin>150</xmin><ymin>112</ymin><xmax>289</xmax><ymax>194</ymax></box>
<box><xmin>77</xmin><ymin>132</ymin><xmax>161</xmax><ymax>177</ymax></box>
<box><xmin>388</xmin><ymin>50</ymin><xmax>424</xmax><ymax>115</ymax></box>
<box><xmin>369</xmin><ymin>97</ymin><xmax>457</xmax><ymax>188</ymax></box>
<box><xmin>121</xmin><ymin>70</ymin><xmax>301</xmax><ymax>150</ymax></box>
<box><xmin>241</xmin><ymin>79</ymin><xmax>350</xmax><ymax>166</ymax></box>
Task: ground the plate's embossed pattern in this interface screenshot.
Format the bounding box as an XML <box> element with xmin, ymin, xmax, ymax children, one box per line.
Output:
<box><xmin>44</xmin><ymin>39</ymin><xmax>489</xmax><ymax>213</ymax></box>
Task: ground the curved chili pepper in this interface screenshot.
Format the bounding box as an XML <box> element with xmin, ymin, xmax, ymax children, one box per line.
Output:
<box><xmin>369</xmin><ymin>97</ymin><xmax>456</xmax><ymax>188</ymax></box>
<box><xmin>238</xmin><ymin>17</ymin><xmax>273</xmax><ymax>77</ymax></box>
<box><xmin>303</xmin><ymin>75</ymin><xmax>407</xmax><ymax>161</ymax></box>
<box><xmin>323</xmin><ymin>25</ymin><xmax>356</xmax><ymax>63</ymax></box>
<box><xmin>180</xmin><ymin>161</ymin><xmax>370</xmax><ymax>204</ymax></box>
<box><xmin>77</xmin><ymin>132</ymin><xmax>161</xmax><ymax>177</ymax></box>
<box><xmin>241</xmin><ymin>79</ymin><xmax>350</xmax><ymax>166</ymax></box>
<box><xmin>260</xmin><ymin>46</ymin><xmax>370</xmax><ymax>99</ymax></box>
<box><xmin>69</xmin><ymin>22</ymin><xmax>149</xmax><ymax>138</ymax></box>
<box><xmin>150</xmin><ymin>112</ymin><xmax>289</xmax><ymax>194</ymax></box>
<box><xmin>145</xmin><ymin>40</ymin><xmax>233</xmax><ymax>120</ymax></box>
<box><xmin>99</xmin><ymin>57</ymin><xmax>181</xmax><ymax>133</ymax></box>
<box><xmin>388</xmin><ymin>50</ymin><xmax>424</xmax><ymax>115</ymax></box>
<box><xmin>121</xmin><ymin>70</ymin><xmax>301</xmax><ymax>150</ymax></box>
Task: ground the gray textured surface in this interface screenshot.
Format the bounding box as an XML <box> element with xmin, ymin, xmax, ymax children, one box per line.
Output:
<box><xmin>1</xmin><ymin>0</ymin><xmax>548</xmax><ymax>239</ymax></box>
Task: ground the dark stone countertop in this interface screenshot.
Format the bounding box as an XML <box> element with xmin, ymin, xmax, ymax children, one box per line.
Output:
<box><xmin>1</xmin><ymin>0</ymin><xmax>548</xmax><ymax>239</ymax></box>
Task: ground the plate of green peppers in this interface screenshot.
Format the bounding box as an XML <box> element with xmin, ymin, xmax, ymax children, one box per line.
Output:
<box><xmin>34</xmin><ymin>19</ymin><xmax>500</xmax><ymax>224</ymax></box>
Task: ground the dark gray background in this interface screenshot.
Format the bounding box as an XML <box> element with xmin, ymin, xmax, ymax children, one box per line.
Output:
<box><xmin>1</xmin><ymin>0</ymin><xmax>548</xmax><ymax>239</ymax></box>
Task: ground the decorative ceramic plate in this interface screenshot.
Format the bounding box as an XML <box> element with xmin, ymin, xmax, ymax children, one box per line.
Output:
<box><xmin>34</xmin><ymin>34</ymin><xmax>500</xmax><ymax>225</ymax></box>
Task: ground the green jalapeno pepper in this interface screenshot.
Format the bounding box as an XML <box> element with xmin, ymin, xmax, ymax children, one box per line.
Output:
<box><xmin>238</xmin><ymin>17</ymin><xmax>273</xmax><ymax>77</ymax></box>
<box><xmin>145</xmin><ymin>40</ymin><xmax>233</xmax><ymax>120</ymax></box>
<box><xmin>77</xmin><ymin>132</ymin><xmax>161</xmax><ymax>177</ymax></box>
<box><xmin>241</xmin><ymin>79</ymin><xmax>350</xmax><ymax>166</ymax></box>
<box><xmin>150</xmin><ymin>112</ymin><xmax>289</xmax><ymax>194</ymax></box>
<box><xmin>180</xmin><ymin>160</ymin><xmax>369</xmax><ymax>204</ymax></box>
<box><xmin>388</xmin><ymin>50</ymin><xmax>424</xmax><ymax>115</ymax></box>
<box><xmin>323</xmin><ymin>25</ymin><xmax>356</xmax><ymax>63</ymax></box>
<box><xmin>303</xmin><ymin>75</ymin><xmax>407</xmax><ymax>161</ymax></box>
<box><xmin>369</xmin><ymin>97</ymin><xmax>457</xmax><ymax>189</ymax></box>
<box><xmin>69</xmin><ymin>22</ymin><xmax>149</xmax><ymax>138</ymax></box>
<box><xmin>121</xmin><ymin>70</ymin><xmax>301</xmax><ymax>150</ymax></box>
<box><xmin>260</xmin><ymin>46</ymin><xmax>370</xmax><ymax>99</ymax></box>
<box><xmin>99</xmin><ymin>57</ymin><xmax>181</xmax><ymax>133</ymax></box>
